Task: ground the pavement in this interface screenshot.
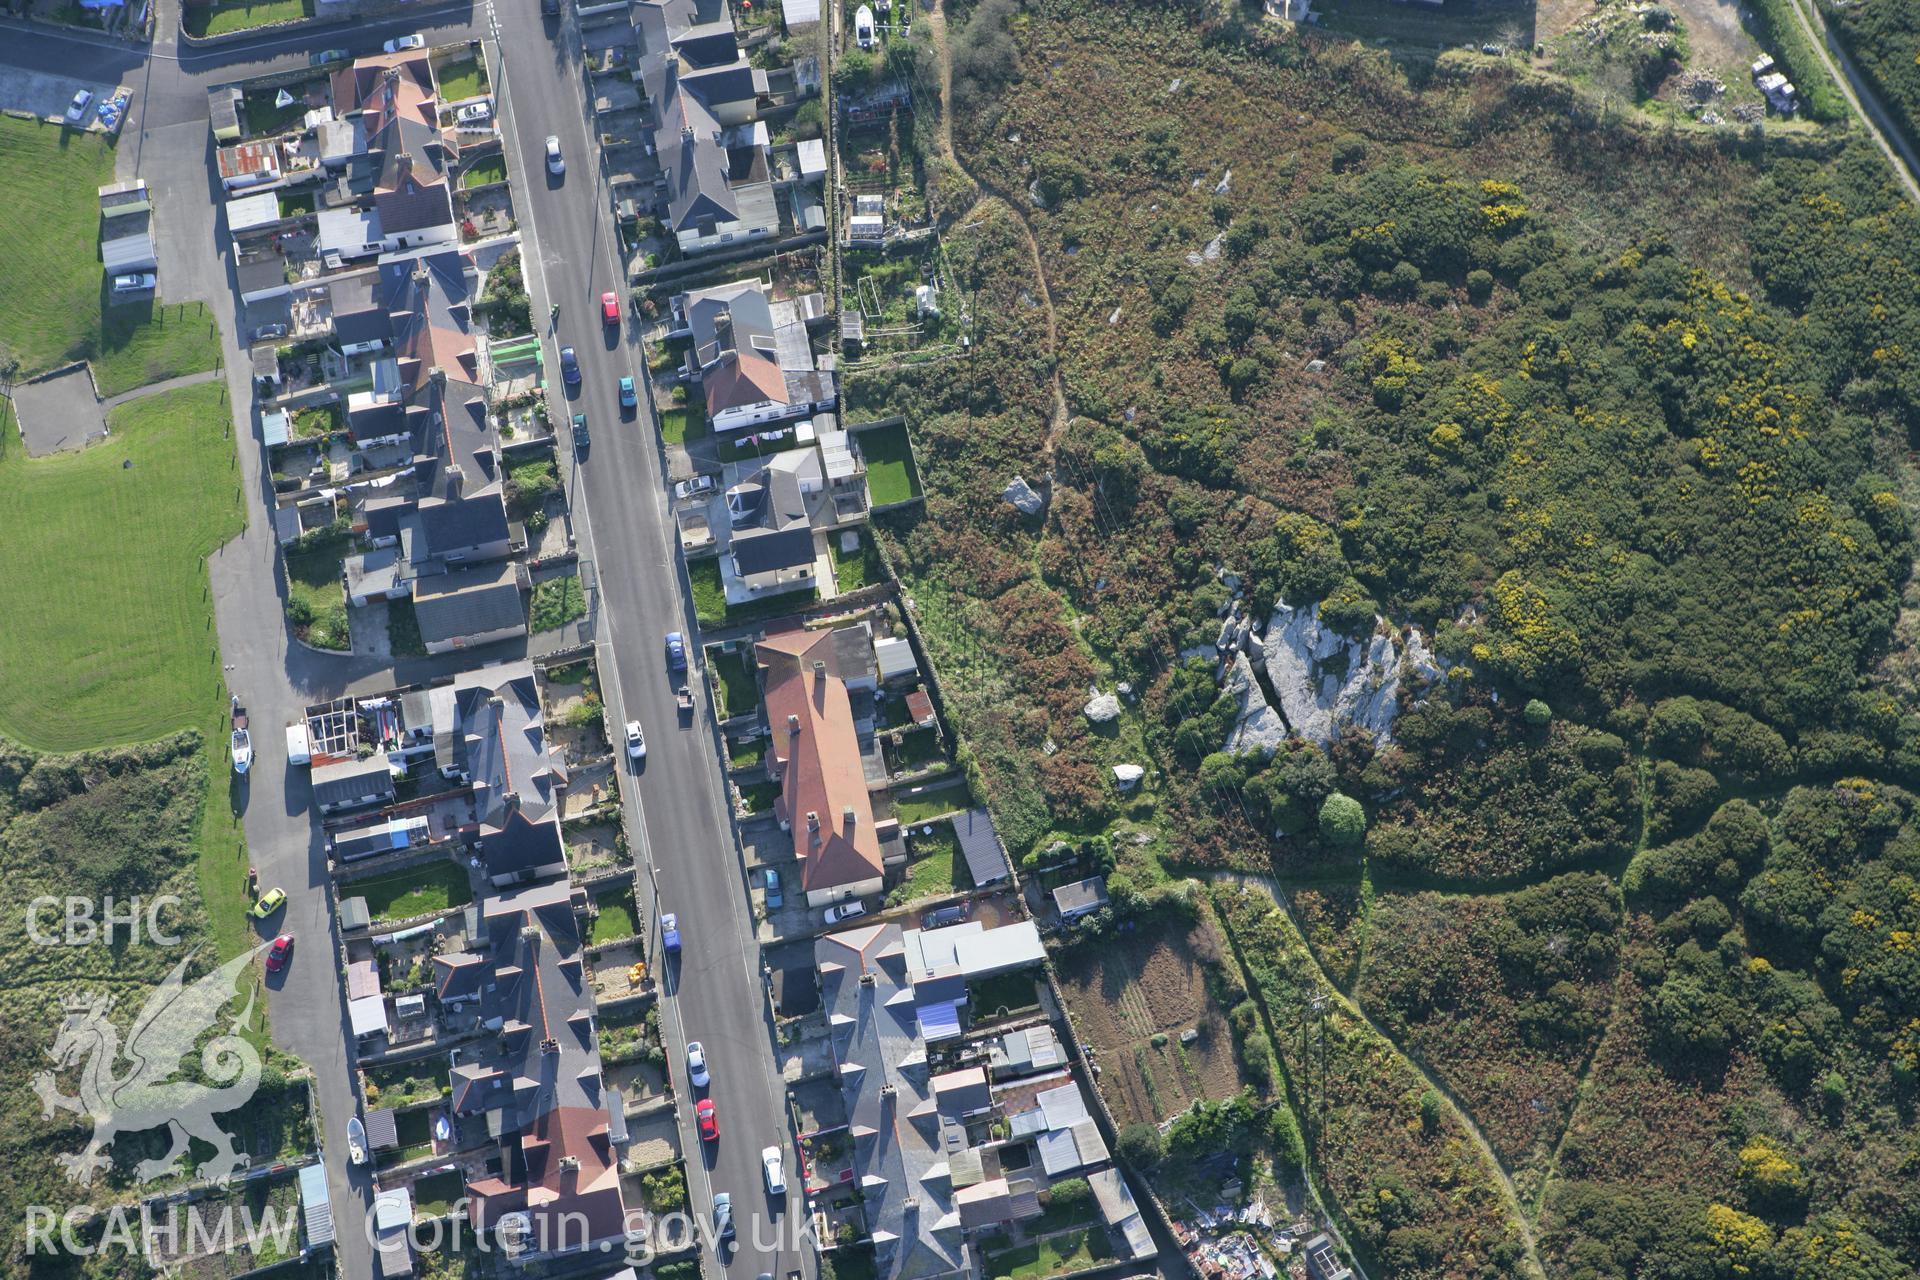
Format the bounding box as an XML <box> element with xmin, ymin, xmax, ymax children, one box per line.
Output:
<box><xmin>0</xmin><ymin>3</ymin><xmax>804</xmax><ymax>1275</ymax></box>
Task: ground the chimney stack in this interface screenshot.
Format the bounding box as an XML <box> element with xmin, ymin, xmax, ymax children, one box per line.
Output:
<box><xmin>788</xmin><ymin>713</ymin><xmax>800</xmax><ymax>734</ymax></box>
<box><xmin>843</xmin><ymin>806</ymin><xmax>856</xmax><ymax>832</ymax></box>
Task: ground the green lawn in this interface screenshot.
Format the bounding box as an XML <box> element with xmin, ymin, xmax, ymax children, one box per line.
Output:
<box><xmin>0</xmin><ymin>118</ymin><xmax>210</xmax><ymax>395</ymax></box>
<box><xmin>292</xmin><ymin>404</ymin><xmax>339</xmax><ymax>440</ymax></box>
<box><xmin>183</xmin><ymin>0</ymin><xmax>313</xmax><ymax>37</ymax></box>
<box><xmin>435</xmin><ymin>56</ymin><xmax>489</xmax><ymax>104</ymax></box>
<box><xmin>531</xmin><ymin>573</ymin><xmax>587</xmax><ymax>632</ymax></box>
<box><xmin>93</xmin><ymin>302</ymin><xmax>225</xmax><ymax>399</ymax></box>
<box><xmin>709</xmin><ymin>644</ymin><xmax>759</xmax><ymax>718</ymax></box>
<box><xmin>412</xmin><ymin>1170</ymin><xmax>464</xmax><ymax>1219</ymax></box>
<box><xmin>388</xmin><ymin>597</ymin><xmax>426</xmax><ymax>657</ymax></box>
<box><xmin>830</xmin><ymin>529</ymin><xmax>884</xmax><ymax>593</ymax></box>
<box><xmin>689</xmin><ymin>558</ymin><xmax>728</xmax><ymax>627</ymax></box>
<box><xmin>970</xmin><ymin>969</ymin><xmax>1040</xmax><ymax>1017</ymax></box>
<box><xmin>351</xmin><ymin>861</ymin><xmax>473</xmax><ymax>922</ymax></box>
<box><xmin>739</xmin><ymin>780</ymin><xmax>780</xmax><ymax>813</ymax></box>
<box><xmin>462</xmin><ymin>156</ymin><xmax>508</xmax><ymax>189</ymax></box>
<box><xmin>887</xmin><ymin>825</ymin><xmax>968</xmax><ymax>906</ymax></box>
<box><xmin>892</xmin><ymin>725</ymin><xmax>944</xmax><ymax>771</ymax></box>
<box><xmin>857</xmin><ymin>423</ymin><xmax>921</xmax><ymax>506</ymax></box>
<box><xmin>717</xmin><ymin>430</ymin><xmax>802</xmax><ymax>463</ymax></box>
<box><xmin>983</xmin><ymin>1229</ymin><xmax>1111</xmax><ymax>1280</ymax></box>
<box><xmin>892</xmin><ymin>780</ymin><xmax>972</xmax><ymax>825</ymax></box>
<box><xmin>727</xmin><ymin>735</ymin><xmax>767</xmax><ymax>769</ymax></box>
<box><xmin>363</xmin><ymin>1062</ymin><xmax>449</xmax><ymax>1109</ymax></box>
<box><xmin>284</xmin><ymin>529</ymin><xmax>351</xmax><ymax>651</ymax></box>
<box><xmin>657</xmin><ymin>398</ymin><xmax>708</xmax><ymax>446</ymax></box>
<box><xmin>238</xmin><ymin>78</ymin><xmax>323</xmax><ymax>136</ymax></box>
<box><xmin>591</xmin><ymin>889</ymin><xmax>638</xmax><ymax>944</ymax></box>
<box><xmin>0</xmin><ymin>384</ymin><xmax>255</xmax><ymax>968</ymax></box>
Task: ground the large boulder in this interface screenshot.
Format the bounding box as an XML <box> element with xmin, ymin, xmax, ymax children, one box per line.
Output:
<box><xmin>1223</xmin><ymin>652</ymin><xmax>1289</xmax><ymax>758</ymax></box>
<box><xmin>1112</xmin><ymin>763</ymin><xmax>1146</xmax><ymax>792</ymax></box>
<box><xmin>1260</xmin><ymin>601</ymin><xmax>1433</xmax><ymax>746</ymax></box>
<box><xmin>1084</xmin><ymin>690</ymin><xmax>1121</xmax><ymax>724</ymax></box>
<box><xmin>1003</xmin><ymin>475</ymin><xmax>1046</xmax><ymax>517</ymax></box>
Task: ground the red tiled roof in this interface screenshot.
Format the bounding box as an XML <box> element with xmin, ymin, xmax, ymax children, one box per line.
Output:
<box><xmin>764</xmin><ymin>666</ymin><xmax>881</xmax><ymax>893</ymax></box>
<box><xmin>703</xmin><ymin>349</ymin><xmax>788</xmax><ymax>416</ymax></box>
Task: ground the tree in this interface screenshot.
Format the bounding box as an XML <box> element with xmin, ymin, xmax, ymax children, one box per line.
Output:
<box><xmin>1524</xmin><ymin>698</ymin><xmax>1552</xmax><ymax>727</ymax></box>
<box><xmin>1737</xmin><ymin>1137</ymin><xmax>1808</xmax><ymax>1215</ymax></box>
<box><xmin>1269</xmin><ymin>1107</ymin><xmax>1306</xmax><ymax>1175</ymax></box>
<box><xmin>1319</xmin><ymin>792</ymin><xmax>1366</xmax><ymax>848</ymax></box>
<box><xmin>1116</xmin><ymin>1123</ymin><xmax>1164</xmax><ymax>1170</ymax></box>
<box><xmin>1417</xmin><ymin>1088</ymin><xmax>1444</xmax><ymax>1135</ymax></box>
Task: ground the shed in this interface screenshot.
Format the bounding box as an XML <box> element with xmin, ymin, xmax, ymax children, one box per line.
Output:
<box><xmin>208</xmin><ymin>86</ymin><xmax>243</xmax><ymax>143</ymax></box>
<box><xmin>98</xmin><ymin>179</ymin><xmax>150</xmax><ymax>219</ymax></box>
<box><xmin>338</xmin><ymin>895</ymin><xmax>370</xmax><ymax>932</ymax></box>
<box><xmin>951</xmin><ymin>807</ymin><xmax>1009</xmax><ymax>886</ymax></box>
<box><xmin>848</xmin><ymin>213</ymin><xmax>883</xmax><ymax>241</ymax></box>
<box><xmin>297</xmin><ymin>1162</ymin><xmax>334</xmax><ymax>1247</ymax></box>
<box><xmin>261</xmin><ymin>409</ymin><xmax>291</xmax><ymax>448</ymax></box>
<box><xmin>362</xmin><ymin>1107</ymin><xmax>400</xmax><ymax>1151</ymax></box>
<box><xmin>784</xmin><ymin>0</ymin><xmax>820</xmax><ymax>23</ymax></box>
<box><xmin>226</xmin><ymin>190</ymin><xmax>282</xmax><ymax>235</ymax></box>
<box><xmin>872</xmin><ymin>635</ymin><xmax>917</xmax><ymax>683</ymax></box>
<box><xmin>797</xmin><ymin>138</ymin><xmax>827</xmax><ymax>181</ymax></box>
<box><xmin>1053</xmin><ymin>875</ymin><xmax>1109</xmax><ymax>920</ymax></box>
<box><xmin>101</xmin><ymin>231</ymin><xmax>158</xmax><ymax>273</ymax></box>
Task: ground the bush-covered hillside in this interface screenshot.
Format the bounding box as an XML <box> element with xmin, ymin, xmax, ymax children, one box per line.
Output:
<box><xmin>856</xmin><ymin>0</ymin><xmax>1920</xmax><ymax>1274</ymax></box>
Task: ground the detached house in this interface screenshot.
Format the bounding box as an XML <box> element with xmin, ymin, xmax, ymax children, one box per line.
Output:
<box><xmin>669</xmin><ymin>277</ymin><xmax>836</xmax><ymax>433</ymax></box>
<box><xmin>635</xmin><ymin>0</ymin><xmax>778</xmax><ymax>256</ymax></box>
<box><xmin>759</xmin><ymin>645</ymin><xmax>886</xmax><ymax>907</ymax></box>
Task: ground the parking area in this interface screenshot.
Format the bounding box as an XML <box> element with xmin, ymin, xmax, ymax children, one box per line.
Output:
<box><xmin>11</xmin><ymin>366</ymin><xmax>107</xmax><ymax>457</ymax></box>
<box><xmin>0</xmin><ymin>66</ymin><xmax>126</xmax><ymax>128</ymax></box>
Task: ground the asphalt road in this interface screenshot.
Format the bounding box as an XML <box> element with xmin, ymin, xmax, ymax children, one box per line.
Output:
<box><xmin>1</xmin><ymin>4</ymin><xmax>793</xmax><ymax>1275</ymax></box>
<box><xmin>486</xmin><ymin>4</ymin><xmax>804</xmax><ymax>1274</ymax></box>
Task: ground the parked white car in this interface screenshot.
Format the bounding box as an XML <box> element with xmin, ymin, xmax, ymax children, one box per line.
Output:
<box><xmin>823</xmin><ymin>900</ymin><xmax>868</xmax><ymax>925</ymax></box>
<box><xmin>686</xmin><ymin>1040</ymin><xmax>710</xmax><ymax>1088</ymax></box>
<box><xmin>456</xmin><ymin>101</ymin><xmax>492</xmax><ymax>125</ymax></box>
<box><xmin>111</xmin><ymin>272</ymin><xmax>156</xmax><ymax>294</ymax></box>
<box><xmin>625</xmin><ymin>720</ymin><xmax>646</xmax><ymax>762</ymax></box>
<box><xmin>545</xmin><ymin>135</ymin><xmax>565</xmax><ymax>176</ymax></box>
<box><xmin>383</xmin><ymin>33</ymin><xmax>426</xmax><ymax>52</ymax></box>
<box><xmin>761</xmin><ymin>1146</ymin><xmax>786</xmax><ymax>1196</ymax></box>
<box><xmin>64</xmin><ymin>89</ymin><xmax>93</xmax><ymax>124</ymax></box>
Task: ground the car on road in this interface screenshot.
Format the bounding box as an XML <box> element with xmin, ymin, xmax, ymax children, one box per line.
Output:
<box><xmin>619</xmin><ymin>376</ymin><xmax>637</xmax><ymax>412</ymax></box>
<box><xmin>251</xmin><ymin>323</ymin><xmax>288</xmax><ymax>342</ymax></box>
<box><xmin>761</xmin><ymin>1146</ymin><xmax>786</xmax><ymax>1196</ymax></box>
<box><xmin>251</xmin><ymin>887</ymin><xmax>286</xmax><ymax>919</ymax></box>
<box><xmin>711</xmin><ymin>1192</ymin><xmax>734</xmax><ymax>1244</ymax></box>
<box><xmin>572</xmin><ymin>413</ymin><xmax>591</xmax><ymax>456</ymax></box>
<box><xmin>64</xmin><ymin>90</ymin><xmax>93</xmax><ymax>125</ymax></box>
<box><xmin>665</xmin><ymin>631</ymin><xmax>687</xmax><ymax>670</ymax></box>
<box><xmin>309</xmin><ymin>48</ymin><xmax>348</xmax><ymax>66</ymax></box>
<box><xmin>823</xmin><ymin>900</ymin><xmax>868</xmax><ymax>925</ymax></box>
<box><xmin>541</xmin><ymin>0</ymin><xmax>559</xmax><ymax>13</ymax></box>
<box><xmin>383</xmin><ymin>33</ymin><xmax>426</xmax><ymax>52</ymax></box>
<box><xmin>545</xmin><ymin>135</ymin><xmax>565</xmax><ymax>176</ymax></box>
<box><xmin>662</xmin><ymin>911</ymin><xmax>681</xmax><ymax>953</ymax></box>
<box><xmin>265</xmin><ymin>934</ymin><xmax>294</xmax><ymax>972</ymax></box>
<box><xmin>762</xmin><ymin>869</ymin><xmax>782</xmax><ymax>909</ymax></box>
<box><xmin>625</xmin><ymin>720</ymin><xmax>646</xmax><ymax>762</ymax></box>
<box><xmin>696</xmin><ymin>1098</ymin><xmax>718</xmax><ymax>1142</ymax></box>
<box><xmin>455</xmin><ymin>101</ymin><xmax>492</xmax><ymax>125</ymax></box>
<box><xmin>601</xmin><ymin>291</ymin><xmax>620</xmax><ymax>325</ymax></box>
<box><xmin>559</xmin><ymin>345</ymin><xmax>581</xmax><ymax>386</ymax></box>
<box><xmin>686</xmin><ymin>1040</ymin><xmax>710</xmax><ymax>1087</ymax></box>
<box><xmin>111</xmin><ymin>272</ymin><xmax>155</xmax><ymax>294</ymax></box>
<box><xmin>674</xmin><ymin>475</ymin><xmax>715</xmax><ymax>502</ymax></box>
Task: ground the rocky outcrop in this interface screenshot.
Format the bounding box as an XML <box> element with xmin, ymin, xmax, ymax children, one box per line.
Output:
<box><xmin>1004</xmin><ymin>476</ymin><xmax>1046</xmax><ymax>516</ymax></box>
<box><xmin>1112</xmin><ymin>764</ymin><xmax>1145</xmax><ymax>791</ymax></box>
<box><xmin>1224</xmin><ymin>652</ymin><xmax>1289</xmax><ymax>758</ymax></box>
<box><xmin>1084</xmin><ymin>690</ymin><xmax>1121</xmax><ymax>724</ymax></box>
<box><xmin>1258</xmin><ymin>602</ymin><xmax>1446</xmax><ymax>747</ymax></box>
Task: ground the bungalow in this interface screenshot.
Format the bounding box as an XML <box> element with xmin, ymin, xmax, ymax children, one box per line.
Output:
<box><xmin>310</xmin><ymin>755</ymin><xmax>397</xmax><ymax>816</ymax></box>
<box><xmin>670</xmin><ymin>278</ymin><xmax>836</xmax><ymax>433</ymax></box>
<box><xmin>724</xmin><ymin>468</ymin><xmax>817</xmax><ymax>605</ymax></box>
<box><xmin>1052</xmin><ymin>876</ymin><xmax>1109</xmax><ymax>921</ymax></box>
<box><xmin>412</xmin><ymin>559</ymin><xmax>526</xmax><ymax>655</ymax></box>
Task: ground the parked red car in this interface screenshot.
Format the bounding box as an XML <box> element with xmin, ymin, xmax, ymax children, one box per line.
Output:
<box><xmin>601</xmin><ymin>291</ymin><xmax>620</xmax><ymax>325</ymax></box>
<box><xmin>266</xmin><ymin>933</ymin><xmax>294</xmax><ymax>972</ymax></box>
<box><xmin>696</xmin><ymin>1098</ymin><xmax>719</xmax><ymax>1142</ymax></box>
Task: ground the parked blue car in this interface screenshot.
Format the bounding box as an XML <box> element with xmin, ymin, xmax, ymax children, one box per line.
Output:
<box><xmin>763</xmin><ymin>869</ymin><xmax>783</xmax><ymax>909</ymax></box>
<box><xmin>559</xmin><ymin>345</ymin><xmax>581</xmax><ymax>386</ymax></box>
<box><xmin>619</xmin><ymin>375</ymin><xmax>637</xmax><ymax>412</ymax></box>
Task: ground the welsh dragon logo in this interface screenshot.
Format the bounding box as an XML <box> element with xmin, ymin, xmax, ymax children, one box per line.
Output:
<box><xmin>32</xmin><ymin>946</ymin><xmax>266</xmax><ymax>1187</ymax></box>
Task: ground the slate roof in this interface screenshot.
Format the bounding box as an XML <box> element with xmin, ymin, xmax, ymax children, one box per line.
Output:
<box><xmin>480</xmin><ymin>805</ymin><xmax>567</xmax><ymax>883</ymax></box>
<box><xmin>951</xmin><ymin>807</ymin><xmax>1009</xmax><ymax>886</ymax></box>
<box><xmin>310</xmin><ymin>756</ymin><xmax>396</xmax><ymax>810</ymax></box>
<box><xmin>413</xmin><ymin>564</ymin><xmax>526</xmax><ymax>649</ymax></box>
<box><xmin>409</xmin><ymin>489</ymin><xmax>510</xmax><ymax>560</ymax></box>
<box><xmin>635</xmin><ymin>0</ymin><xmax>771</xmax><ymax>239</ymax></box>
<box><xmin>757</xmin><ymin>622</ymin><xmax>875</xmax><ymax>689</ymax></box>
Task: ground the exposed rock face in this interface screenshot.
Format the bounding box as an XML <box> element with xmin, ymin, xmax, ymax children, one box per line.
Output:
<box><xmin>1259</xmin><ymin>602</ymin><xmax>1444</xmax><ymax>747</ymax></box>
<box><xmin>1003</xmin><ymin>476</ymin><xmax>1046</xmax><ymax>516</ymax></box>
<box><xmin>1224</xmin><ymin>652</ymin><xmax>1289</xmax><ymax>758</ymax></box>
<box><xmin>1083</xmin><ymin>690</ymin><xmax>1121</xmax><ymax>724</ymax></box>
<box><xmin>1112</xmin><ymin>764</ymin><xmax>1145</xmax><ymax>791</ymax></box>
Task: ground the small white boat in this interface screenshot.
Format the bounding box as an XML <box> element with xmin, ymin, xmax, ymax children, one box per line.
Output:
<box><xmin>346</xmin><ymin>1116</ymin><xmax>367</xmax><ymax>1166</ymax></box>
<box><xmin>230</xmin><ymin>697</ymin><xmax>253</xmax><ymax>774</ymax></box>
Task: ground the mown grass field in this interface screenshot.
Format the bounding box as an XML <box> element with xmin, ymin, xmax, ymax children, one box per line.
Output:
<box><xmin>0</xmin><ymin>118</ymin><xmax>222</xmax><ymax>387</ymax></box>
